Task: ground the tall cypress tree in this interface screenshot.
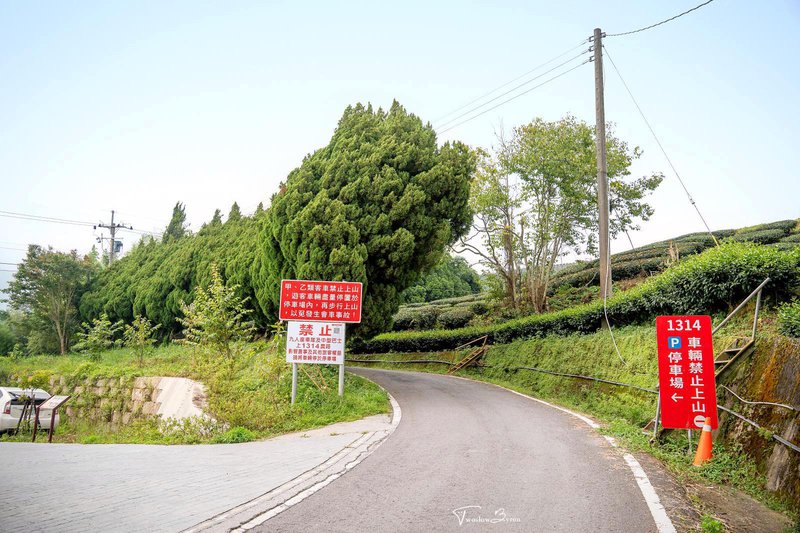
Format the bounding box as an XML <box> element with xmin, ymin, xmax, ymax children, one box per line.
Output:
<box><xmin>254</xmin><ymin>101</ymin><xmax>474</xmax><ymax>337</ymax></box>
<box><xmin>162</xmin><ymin>202</ymin><xmax>189</xmax><ymax>243</ymax></box>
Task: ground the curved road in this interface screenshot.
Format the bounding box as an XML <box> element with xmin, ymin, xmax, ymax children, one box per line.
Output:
<box><xmin>257</xmin><ymin>368</ymin><xmax>666</xmax><ymax>532</ymax></box>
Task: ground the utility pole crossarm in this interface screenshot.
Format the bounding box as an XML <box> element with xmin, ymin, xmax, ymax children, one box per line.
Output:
<box><xmin>94</xmin><ymin>210</ymin><xmax>133</xmax><ymax>265</ymax></box>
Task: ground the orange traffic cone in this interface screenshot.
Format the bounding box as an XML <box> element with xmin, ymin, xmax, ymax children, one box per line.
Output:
<box><xmin>692</xmin><ymin>417</ymin><xmax>713</xmax><ymax>466</ymax></box>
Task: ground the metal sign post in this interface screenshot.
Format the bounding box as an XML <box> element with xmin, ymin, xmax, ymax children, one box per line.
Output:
<box><xmin>32</xmin><ymin>395</ymin><xmax>70</xmax><ymax>443</ymax></box>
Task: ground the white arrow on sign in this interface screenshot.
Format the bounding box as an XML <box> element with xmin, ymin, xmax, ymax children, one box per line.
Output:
<box><xmin>671</xmin><ymin>393</ymin><xmax>683</xmax><ymax>402</ymax></box>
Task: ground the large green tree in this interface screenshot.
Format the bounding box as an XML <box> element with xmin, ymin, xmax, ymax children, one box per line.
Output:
<box><xmin>5</xmin><ymin>246</ymin><xmax>98</xmax><ymax>354</ymax></box>
<box><xmin>456</xmin><ymin>115</ymin><xmax>662</xmax><ymax>311</ymax></box>
<box><xmin>255</xmin><ymin>101</ymin><xmax>475</xmax><ymax>336</ymax></box>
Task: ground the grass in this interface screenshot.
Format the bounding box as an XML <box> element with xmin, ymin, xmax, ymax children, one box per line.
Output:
<box><xmin>0</xmin><ymin>340</ymin><xmax>389</xmax><ymax>444</ymax></box>
<box><xmin>348</xmin><ymin>311</ymin><xmax>799</xmax><ymax>519</ymax></box>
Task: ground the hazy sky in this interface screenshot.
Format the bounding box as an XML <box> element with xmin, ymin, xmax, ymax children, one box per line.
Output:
<box><xmin>2</xmin><ymin>1</ymin><xmax>799</xmax><ymax>294</ymax></box>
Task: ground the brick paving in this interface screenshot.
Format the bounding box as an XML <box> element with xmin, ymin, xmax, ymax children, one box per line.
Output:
<box><xmin>0</xmin><ymin>415</ymin><xmax>391</xmax><ymax>532</ymax></box>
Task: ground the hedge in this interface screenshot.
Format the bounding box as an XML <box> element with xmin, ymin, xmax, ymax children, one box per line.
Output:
<box><xmin>353</xmin><ymin>243</ymin><xmax>800</xmax><ymax>353</ymax></box>
<box><xmin>727</xmin><ymin>228</ymin><xmax>788</xmax><ymax>245</ymax></box>
<box><xmin>438</xmin><ymin>308</ymin><xmax>475</xmax><ymax>329</ymax></box>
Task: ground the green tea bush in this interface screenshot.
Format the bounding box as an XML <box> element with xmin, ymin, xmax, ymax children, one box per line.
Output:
<box><xmin>391</xmin><ymin>309</ymin><xmax>418</xmax><ymax>331</ymax></box>
<box><xmin>727</xmin><ymin>228</ymin><xmax>787</xmax><ymax>245</ymax></box>
<box><xmin>736</xmin><ymin>219</ymin><xmax>796</xmax><ymax>234</ymax></box>
<box><xmin>780</xmin><ymin>233</ymin><xmax>800</xmax><ymax>243</ymax></box>
<box><xmin>354</xmin><ymin>243</ymin><xmax>800</xmax><ymax>353</ymax></box>
<box><xmin>438</xmin><ymin>308</ymin><xmax>475</xmax><ymax>329</ymax></box>
<box><xmin>470</xmin><ymin>301</ymin><xmax>490</xmax><ymax>315</ymax></box>
<box><xmin>777</xmin><ymin>300</ymin><xmax>800</xmax><ymax>337</ymax></box>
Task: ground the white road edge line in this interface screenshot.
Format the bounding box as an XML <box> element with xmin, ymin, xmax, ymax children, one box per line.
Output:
<box><xmin>232</xmin><ymin>382</ymin><xmax>402</xmax><ymax>531</ymax></box>
<box><xmin>446</xmin><ymin>374</ymin><xmax>676</xmax><ymax>533</ymax></box>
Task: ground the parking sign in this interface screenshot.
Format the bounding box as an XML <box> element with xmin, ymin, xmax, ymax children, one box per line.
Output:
<box><xmin>656</xmin><ymin>316</ymin><xmax>718</xmax><ymax>429</ymax></box>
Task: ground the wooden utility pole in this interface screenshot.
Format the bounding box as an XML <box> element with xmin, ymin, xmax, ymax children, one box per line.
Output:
<box><xmin>593</xmin><ymin>28</ymin><xmax>612</xmax><ymax>301</ymax></box>
<box><xmin>95</xmin><ymin>210</ymin><xmax>132</xmax><ymax>265</ymax></box>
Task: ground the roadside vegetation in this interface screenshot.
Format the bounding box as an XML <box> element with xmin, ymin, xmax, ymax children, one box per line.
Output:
<box><xmin>0</xmin><ymin>341</ymin><xmax>388</xmax><ymax>444</ymax></box>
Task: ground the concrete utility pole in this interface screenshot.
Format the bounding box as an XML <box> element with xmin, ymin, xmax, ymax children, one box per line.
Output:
<box><xmin>593</xmin><ymin>28</ymin><xmax>612</xmax><ymax>301</ymax></box>
<box><xmin>95</xmin><ymin>210</ymin><xmax>132</xmax><ymax>265</ymax></box>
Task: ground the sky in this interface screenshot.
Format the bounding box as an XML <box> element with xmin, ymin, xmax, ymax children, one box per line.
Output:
<box><xmin>1</xmin><ymin>0</ymin><xmax>799</xmax><ymax>297</ymax></box>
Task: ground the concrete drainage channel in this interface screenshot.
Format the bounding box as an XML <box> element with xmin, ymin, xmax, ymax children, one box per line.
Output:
<box><xmin>184</xmin><ymin>393</ymin><xmax>402</xmax><ymax>533</ymax></box>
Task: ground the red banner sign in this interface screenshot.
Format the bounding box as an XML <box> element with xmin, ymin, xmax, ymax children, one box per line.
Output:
<box><xmin>656</xmin><ymin>315</ymin><xmax>718</xmax><ymax>429</ymax></box>
<box><xmin>279</xmin><ymin>280</ymin><xmax>363</xmax><ymax>323</ymax></box>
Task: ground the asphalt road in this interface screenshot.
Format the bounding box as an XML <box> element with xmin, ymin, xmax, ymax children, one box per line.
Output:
<box><xmin>257</xmin><ymin>368</ymin><xmax>662</xmax><ymax>532</ymax></box>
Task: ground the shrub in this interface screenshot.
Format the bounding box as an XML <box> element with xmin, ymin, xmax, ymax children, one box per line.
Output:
<box><xmin>727</xmin><ymin>228</ymin><xmax>787</xmax><ymax>245</ymax></box>
<box><xmin>438</xmin><ymin>308</ymin><xmax>475</xmax><ymax>329</ymax></box>
<box><xmin>735</xmin><ymin>219</ymin><xmax>796</xmax><ymax>234</ymax></box>
<box><xmin>780</xmin><ymin>233</ymin><xmax>800</xmax><ymax>243</ymax></box>
<box><xmin>777</xmin><ymin>300</ymin><xmax>800</xmax><ymax>337</ymax></box>
<box><xmin>470</xmin><ymin>301</ymin><xmax>490</xmax><ymax>315</ymax></box>
<box><xmin>391</xmin><ymin>309</ymin><xmax>418</xmax><ymax>331</ymax></box>
<box><xmin>212</xmin><ymin>426</ymin><xmax>256</xmax><ymax>444</ymax></box>
<box><xmin>353</xmin><ymin>243</ymin><xmax>800</xmax><ymax>353</ymax></box>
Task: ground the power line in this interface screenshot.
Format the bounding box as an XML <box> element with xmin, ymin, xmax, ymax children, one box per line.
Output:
<box><xmin>435</xmin><ymin>50</ymin><xmax>590</xmax><ymax>131</ymax></box>
<box><xmin>602</xmin><ymin>43</ymin><xmax>718</xmax><ymax>245</ymax></box>
<box><xmin>433</xmin><ymin>39</ymin><xmax>589</xmax><ymax>124</ymax></box>
<box><xmin>0</xmin><ymin>210</ymin><xmax>94</xmax><ymax>227</ymax></box>
<box><xmin>606</xmin><ymin>0</ymin><xmax>716</xmax><ymax>38</ymax></box>
<box><xmin>0</xmin><ymin>269</ymin><xmax>16</xmax><ymax>273</ymax></box>
<box><xmin>0</xmin><ymin>246</ymin><xmax>27</xmax><ymax>252</ymax></box>
<box><xmin>436</xmin><ymin>59</ymin><xmax>591</xmax><ymax>135</ymax></box>
<box><xmin>0</xmin><ymin>262</ymin><xmax>18</xmax><ymax>266</ymax></box>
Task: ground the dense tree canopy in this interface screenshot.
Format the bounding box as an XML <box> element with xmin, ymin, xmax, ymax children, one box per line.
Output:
<box><xmin>80</xmin><ymin>204</ymin><xmax>265</xmax><ymax>336</ymax></box>
<box><xmin>255</xmin><ymin>101</ymin><xmax>475</xmax><ymax>337</ymax></box>
<box><xmin>400</xmin><ymin>254</ymin><xmax>481</xmax><ymax>304</ymax></box>
<box><xmin>5</xmin><ymin>246</ymin><xmax>98</xmax><ymax>354</ymax></box>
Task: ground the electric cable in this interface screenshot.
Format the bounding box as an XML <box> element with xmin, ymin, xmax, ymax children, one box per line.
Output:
<box><xmin>435</xmin><ymin>50</ymin><xmax>589</xmax><ymax>130</ymax></box>
<box><xmin>606</xmin><ymin>0</ymin><xmax>716</xmax><ymax>38</ymax></box>
<box><xmin>602</xmin><ymin>44</ymin><xmax>718</xmax><ymax>245</ymax></box>
<box><xmin>437</xmin><ymin>59</ymin><xmax>591</xmax><ymax>135</ymax></box>
<box><xmin>433</xmin><ymin>39</ymin><xmax>590</xmax><ymax>123</ymax></box>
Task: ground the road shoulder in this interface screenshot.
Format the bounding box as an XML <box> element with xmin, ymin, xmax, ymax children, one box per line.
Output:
<box><xmin>184</xmin><ymin>392</ymin><xmax>401</xmax><ymax>533</ymax></box>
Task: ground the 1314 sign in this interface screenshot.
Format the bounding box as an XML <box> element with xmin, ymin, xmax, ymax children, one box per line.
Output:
<box><xmin>656</xmin><ymin>315</ymin><xmax>718</xmax><ymax>429</ymax></box>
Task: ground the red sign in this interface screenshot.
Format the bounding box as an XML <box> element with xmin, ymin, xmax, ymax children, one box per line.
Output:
<box><xmin>279</xmin><ymin>280</ymin><xmax>363</xmax><ymax>323</ymax></box>
<box><xmin>656</xmin><ymin>315</ymin><xmax>717</xmax><ymax>429</ymax></box>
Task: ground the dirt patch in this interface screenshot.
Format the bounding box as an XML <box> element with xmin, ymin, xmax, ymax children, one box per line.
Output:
<box><xmin>686</xmin><ymin>482</ymin><xmax>793</xmax><ymax>533</ymax></box>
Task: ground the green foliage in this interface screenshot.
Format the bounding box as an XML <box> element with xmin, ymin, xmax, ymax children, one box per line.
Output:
<box><xmin>550</xmin><ymin>219</ymin><xmax>799</xmax><ymax>291</ymax></box>
<box><xmin>256</xmin><ymin>101</ymin><xmax>475</xmax><ymax>338</ymax></box>
<box><xmin>162</xmin><ymin>202</ymin><xmax>189</xmax><ymax>243</ymax></box>
<box><xmin>400</xmin><ymin>255</ymin><xmax>481</xmax><ymax>303</ymax></box>
<box><xmin>0</xmin><ymin>320</ymin><xmax>14</xmax><ymax>356</ymax></box>
<box><xmin>777</xmin><ymin>300</ymin><xmax>800</xmax><ymax>337</ymax></box>
<box><xmin>438</xmin><ymin>307</ymin><xmax>474</xmax><ymax>329</ymax></box>
<box><xmin>728</xmin><ymin>228</ymin><xmax>788</xmax><ymax>244</ymax></box>
<box><xmin>178</xmin><ymin>264</ymin><xmax>254</xmax><ymax>359</ymax></box>
<box><xmin>699</xmin><ymin>515</ymin><xmax>724</xmax><ymax>533</ymax></box>
<box><xmin>5</xmin><ymin>246</ymin><xmax>99</xmax><ymax>355</ymax></box>
<box><xmin>212</xmin><ymin>426</ymin><xmax>256</xmax><ymax>444</ymax></box>
<box><xmin>0</xmin><ymin>341</ymin><xmax>389</xmax><ymax>444</ymax></box>
<box><xmin>73</xmin><ymin>313</ymin><xmax>123</xmax><ymax>360</ymax></box>
<box><xmin>123</xmin><ymin>315</ymin><xmax>160</xmax><ymax>367</ymax></box>
<box><xmin>459</xmin><ymin>115</ymin><xmax>662</xmax><ymax>311</ymax></box>
<box><xmin>80</xmin><ymin>206</ymin><xmax>266</xmax><ymax>335</ymax></box>
<box><xmin>356</xmin><ymin>243</ymin><xmax>800</xmax><ymax>353</ymax></box>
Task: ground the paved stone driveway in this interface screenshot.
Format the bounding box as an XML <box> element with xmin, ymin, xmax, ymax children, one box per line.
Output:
<box><xmin>0</xmin><ymin>415</ymin><xmax>390</xmax><ymax>532</ymax></box>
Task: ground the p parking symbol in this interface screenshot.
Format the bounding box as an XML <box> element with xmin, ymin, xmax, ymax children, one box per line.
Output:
<box><xmin>668</xmin><ymin>337</ymin><xmax>682</xmax><ymax>349</ymax></box>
